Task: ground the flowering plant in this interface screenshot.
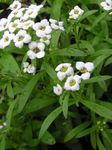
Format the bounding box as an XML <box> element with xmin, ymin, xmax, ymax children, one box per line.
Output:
<box><xmin>0</xmin><ymin>0</ymin><xmax>112</xmax><ymax>150</ymax></box>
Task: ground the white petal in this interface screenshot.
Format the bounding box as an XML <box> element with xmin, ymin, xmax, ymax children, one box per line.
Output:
<box><xmin>85</xmin><ymin>62</ymin><xmax>94</xmax><ymax>72</ymax></box>
<box><xmin>37</xmin><ymin>42</ymin><xmax>45</xmax><ymax>51</ymax></box>
<box><xmin>76</xmin><ymin>61</ymin><xmax>85</xmax><ymax>70</ymax></box>
<box><xmin>81</xmin><ymin>72</ymin><xmax>90</xmax><ymax>80</ymax></box>
<box><xmin>57</xmin><ymin>72</ymin><xmax>66</xmax><ymax>81</ymax></box>
<box><xmin>53</xmin><ymin>84</ymin><xmax>63</xmax><ymax>96</ymax></box>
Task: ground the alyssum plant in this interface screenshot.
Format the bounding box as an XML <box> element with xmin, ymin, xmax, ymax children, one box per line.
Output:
<box><xmin>0</xmin><ymin>0</ymin><xmax>112</xmax><ymax>149</ymax></box>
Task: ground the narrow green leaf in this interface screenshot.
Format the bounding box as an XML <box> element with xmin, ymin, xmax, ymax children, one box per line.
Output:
<box><xmin>38</xmin><ymin>106</ymin><xmax>62</xmax><ymax>139</ymax></box>
<box><xmin>90</xmin><ymin>132</ymin><xmax>97</xmax><ymax>149</ymax></box>
<box><xmin>15</xmin><ymin>73</ymin><xmax>42</xmax><ymax>114</ymax></box>
<box><xmin>0</xmin><ymin>135</ymin><xmax>6</xmax><ymax>150</ymax></box>
<box><xmin>62</xmin><ymin>94</ymin><xmax>69</xmax><ymax>119</ymax></box>
<box><xmin>41</xmin><ymin>62</ymin><xmax>58</xmax><ymax>82</ymax></box>
<box><xmin>83</xmin><ymin>76</ymin><xmax>112</xmax><ymax>84</ymax></box>
<box><xmin>81</xmin><ymin>100</ymin><xmax>112</xmax><ymax>120</ymax></box>
<box><xmin>64</xmin><ymin>122</ymin><xmax>90</xmax><ymax>142</ymax></box>
<box><xmin>97</xmin><ymin>136</ymin><xmax>106</xmax><ymax>150</ymax></box>
<box><xmin>7</xmin><ymin>82</ymin><xmax>14</xmax><ymax>98</ymax></box>
<box><xmin>41</xmin><ymin>131</ymin><xmax>56</xmax><ymax>145</ymax></box>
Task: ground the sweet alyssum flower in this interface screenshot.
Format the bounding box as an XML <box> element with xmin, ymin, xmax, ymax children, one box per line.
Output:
<box><xmin>40</xmin><ymin>35</ymin><xmax>51</xmax><ymax>45</ymax></box>
<box><xmin>27</xmin><ymin>41</ymin><xmax>45</xmax><ymax>59</ymax></box>
<box><xmin>0</xmin><ymin>18</ymin><xmax>9</xmax><ymax>31</ymax></box>
<box><xmin>13</xmin><ymin>30</ymin><xmax>31</xmax><ymax>48</ymax></box>
<box><xmin>69</xmin><ymin>5</ymin><xmax>84</xmax><ymax>20</ymax></box>
<box><xmin>23</xmin><ymin>62</ymin><xmax>36</xmax><ymax>75</ymax></box>
<box><xmin>22</xmin><ymin>4</ymin><xmax>43</xmax><ymax>20</ymax></box>
<box><xmin>53</xmin><ymin>84</ymin><xmax>63</xmax><ymax>96</ymax></box>
<box><xmin>8</xmin><ymin>19</ymin><xmax>21</xmax><ymax>33</ymax></box>
<box><xmin>100</xmin><ymin>0</ymin><xmax>112</xmax><ymax>11</ymax></box>
<box><xmin>0</xmin><ymin>31</ymin><xmax>14</xmax><ymax>49</ymax></box>
<box><xmin>76</xmin><ymin>61</ymin><xmax>94</xmax><ymax>80</ymax></box>
<box><xmin>20</xmin><ymin>20</ymin><xmax>34</xmax><ymax>30</ymax></box>
<box><xmin>9</xmin><ymin>0</ymin><xmax>21</xmax><ymax>11</ymax></box>
<box><xmin>49</xmin><ymin>19</ymin><xmax>64</xmax><ymax>31</ymax></box>
<box><xmin>64</xmin><ymin>75</ymin><xmax>81</xmax><ymax>91</ymax></box>
<box><xmin>55</xmin><ymin>63</ymin><xmax>74</xmax><ymax>81</ymax></box>
<box><xmin>33</xmin><ymin>19</ymin><xmax>52</xmax><ymax>38</ymax></box>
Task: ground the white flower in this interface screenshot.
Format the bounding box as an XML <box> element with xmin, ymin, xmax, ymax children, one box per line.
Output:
<box><xmin>64</xmin><ymin>75</ymin><xmax>81</xmax><ymax>91</ymax></box>
<box><xmin>40</xmin><ymin>35</ymin><xmax>51</xmax><ymax>45</ymax></box>
<box><xmin>0</xmin><ymin>31</ymin><xmax>13</xmax><ymax>49</ymax></box>
<box><xmin>20</xmin><ymin>20</ymin><xmax>34</xmax><ymax>30</ymax></box>
<box><xmin>27</xmin><ymin>41</ymin><xmax>45</xmax><ymax>59</ymax></box>
<box><xmin>33</xmin><ymin>19</ymin><xmax>52</xmax><ymax>37</ymax></box>
<box><xmin>53</xmin><ymin>84</ymin><xmax>63</xmax><ymax>96</ymax></box>
<box><xmin>0</xmin><ymin>18</ymin><xmax>9</xmax><ymax>31</ymax></box>
<box><xmin>100</xmin><ymin>0</ymin><xmax>112</xmax><ymax>11</ymax></box>
<box><xmin>23</xmin><ymin>62</ymin><xmax>36</xmax><ymax>75</ymax></box>
<box><xmin>55</xmin><ymin>63</ymin><xmax>74</xmax><ymax>81</ymax></box>
<box><xmin>0</xmin><ymin>125</ymin><xmax>3</xmax><ymax>129</ymax></box>
<box><xmin>49</xmin><ymin>18</ymin><xmax>64</xmax><ymax>31</ymax></box>
<box><xmin>69</xmin><ymin>5</ymin><xmax>84</xmax><ymax>20</ymax></box>
<box><xmin>76</xmin><ymin>61</ymin><xmax>94</xmax><ymax>80</ymax></box>
<box><xmin>22</xmin><ymin>5</ymin><xmax>43</xmax><ymax>20</ymax></box>
<box><xmin>8</xmin><ymin>8</ymin><xmax>24</xmax><ymax>21</ymax></box>
<box><xmin>14</xmin><ymin>30</ymin><xmax>31</xmax><ymax>48</ymax></box>
<box><xmin>8</xmin><ymin>19</ymin><xmax>21</xmax><ymax>33</ymax></box>
<box><xmin>9</xmin><ymin>0</ymin><xmax>21</xmax><ymax>11</ymax></box>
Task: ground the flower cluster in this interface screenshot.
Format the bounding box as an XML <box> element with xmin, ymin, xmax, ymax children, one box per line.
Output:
<box><xmin>53</xmin><ymin>61</ymin><xmax>94</xmax><ymax>96</ymax></box>
<box><xmin>69</xmin><ymin>5</ymin><xmax>84</xmax><ymax>20</ymax></box>
<box><xmin>0</xmin><ymin>0</ymin><xmax>64</xmax><ymax>74</ymax></box>
<box><xmin>100</xmin><ymin>0</ymin><xmax>112</xmax><ymax>14</ymax></box>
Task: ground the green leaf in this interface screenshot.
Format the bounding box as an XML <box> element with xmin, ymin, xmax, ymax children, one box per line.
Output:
<box><xmin>76</xmin><ymin>126</ymin><xmax>97</xmax><ymax>138</ymax></box>
<box><xmin>41</xmin><ymin>131</ymin><xmax>56</xmax><ymax>145</ymax></box>
<box><xmin>81</xmin><ymin>100</ymin><xmax>112</xmax><ymax>120</ymax></box>
<box><xmin>51</xmin><ymin>0</ymin><xmax>64</xmax><ymax>19</ymax></box>
<box><xmin>90</xmin><ymin>132</ymin><xmax>97</xmax><ymax>149</ymax></box>
<box><xmin>39</xmin><ymin>101</ymin><xmax>76</xmax><ymax>139</ymax></box>
<box><xmin>41</xmin><ymin>62</ymin><xmax>58</xmax><ymax>82</ymax></box>
<box><xmin>91</xmin><ymin>12</ymin><xmax>108</xmax><ymax>29</ymax></box>
<box><xmin>15</xmin><ymin>73</ymin><xmax>42</xmax><ymax>114</ymax></box>
<box><xmin>51</xmin><ymin>48</ymin><xmax>86</xmax><ymax>57</ymax></box>
<box><xmin>64</xmin><ymin>122</ymin><xmax>90</xmax><ymax>142</ymax></box>
<box><xmin>97</xmin><ymin>135</ymin><xmax>106</xmax><ymax>150</ymax></box>
<box><xmin>62</xmin><ymin>94</ymin><xmax>69</xmax><ymax>119</ymax></box>
<box><xmin>79</xmin><ymin>10</ymin><xmax>98</xmax><ymax>21</ymax></box>
<box><xmin>0</xmin><ymin>135</ymin><xmax>6</xmax><ymax>150</ymax></box>
<box><xmin>83</xmin><ymin>76</ymin><xmax>112</xmax><ymax>84</ymax></box>
<box><xmin>7</xmin><ymin>82</ymin><xmax>14</xmax><ymax>98</ymax></box>
<box><xmin>39</xmin><ymin>106</ymin><xmax>62</xmax><ymax>139</ymax></box>
<box><xmin>25</xmin><ymin>95</ymin><xmax>57</xmax><ymax>113</ymax></box>
<box><xmin>0</xmin><ymin>53</ymin><xmax>21</xmax><ymax>75</ymax></box>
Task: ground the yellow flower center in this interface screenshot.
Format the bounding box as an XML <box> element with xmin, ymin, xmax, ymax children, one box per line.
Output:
<box><xmin>74</xmin><ymin>9</ymin><xmax>79</xmax><ymax>14</ymax></box>
<box><xmin>39</xmin><ymin>26</ymin><xmax>45</xmax><ymax>31</ymax></box>
<box><xmin>4</xmin><ymin>37</ymin><xmax>9</xmax><ymax>42</ymax></box>
<box><xmin>60</xmin><ymin>66</ymin><xmax>68</xmax><ymax>72</ymax></box>
<box><xmin>80</xmin><ymin>67</ymin><xmax>88</xmax><ymax>73</ymax></box>
<box><xmin>69</xmin><ymin>80</ymin><xmax>76</xmax><ymax>86</ymax></box>
<box><xmin>18</xmin><ymin>35</ymin><xmax>24</xmax><ymax>41</ymax></box>
<box><xmin>33</xmin><ymin>47</ymin><xmax>40</xmax><ymax>53</ymax></box>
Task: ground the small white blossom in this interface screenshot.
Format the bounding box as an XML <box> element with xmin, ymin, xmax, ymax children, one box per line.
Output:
<box><xmin>0</xmin><ymin>18</ymin><xmax>9</xmax><ymax>31</ymax></box>
<box><xmin>14</xmin><ymin>30</ymin><xmax>31</xmax><ymax>48</ymax></box>
<box><xmin>0</xmin><ymin>125</ymin><xmax>3</xmax><ymax>129</ymax></box>
<box><xmin>33</xmin><ymin>19</ymin><xmax>52</xmax><ymax>38</ymax></box>
<box><xmin>49</xmin><ymin>18</ymin><xmax>64</xmax><ymax>31</ymax></box>
<box><xmin>27</xmin><ymin>41</ymin><xmax>45</xmax><ymax>59</ymax></box>
<box><xmin>76</xmin><ymin>61</ymin><xmax>94</xmax><ymax>80</ymax></box>
<box><xmin>8</xmin><ymin>19</ymin><xmax>21</xmax><ymax>33</ymax></box>
<box><xmin>69</xmin><ymin>5</ymin><xmax>84</xmax><ymax>20</ymax></box>
<box><xmin>53</xmin><ymin>84</ymin><xmax>63</xmax><ymax>96</ymax></box>
<box><xmin>8</xmin><ymin>8</ymin><xmax>24</xmax><ymax>21</ymax></box>
<box><xmin>21</xmin><ymin>20</ymin><xmax>34</xmax><ymax>30</ymax></box>
<box><xmin>23</xmin><ymin>62</ymin><xmax>36</xmax><ymax>75</ymax></box>
<box><xmin>22</xmin><ymin>5</ymin><xmax>43</xmax><ymax>20</ymax></box>
<box><xmin>100</xmin><ymin>0</ymin><xmax>112</xmax><ymax>11</ymax></box>
<box><xmin>55</xmin><ymin>63</ymin><xmax>74</xmax><ymax>81</ymax></box>
<box><xmin>64</xmin><ymin>75</ymin><xmax>81</xmax><ymax>91</ymax></box>
<box><xmin>0</xmin><ymin>31</ymin><xmax>13</xmax><ymax>49</ymax></box>
<box><xmin>9</xmin><ymin>0</ymin><xmax>21</xmax><ymax>11</ymax></box>
<box><xmin>40</xmin><ymin>35</ymin><xmax>51</xmax><ymax>45</ymax></box>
